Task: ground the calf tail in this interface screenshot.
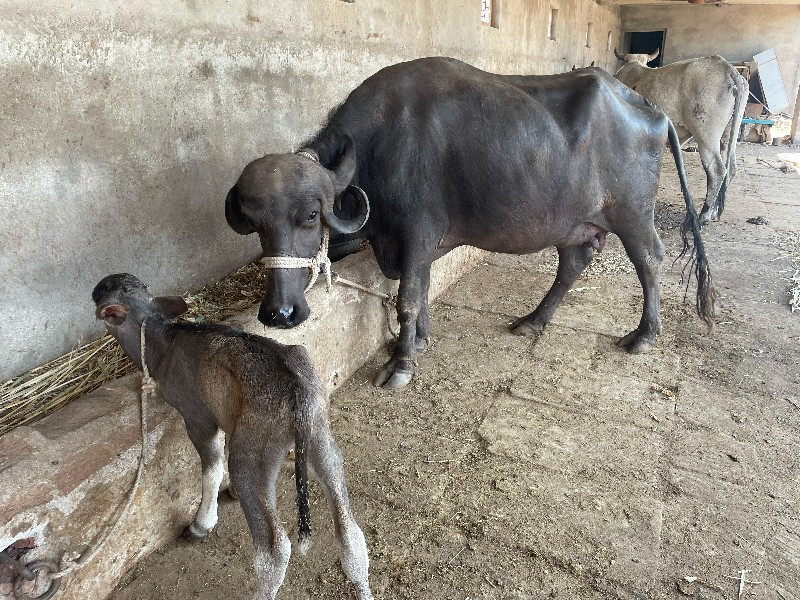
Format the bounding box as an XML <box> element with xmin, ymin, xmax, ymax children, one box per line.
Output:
<box><xmin>717</xmin><ymin>68</ymin><xmax>748</xmax><ymax>215</ymax></box>
<box><xmin>294</xmin><ymin>413</ymin><xmax>312</xmax><ymax>554</ymax></box>
<box><xmin>668</xmin><ymin>119</ymin><xmax>717</xmax><ymax>330</ymax></box>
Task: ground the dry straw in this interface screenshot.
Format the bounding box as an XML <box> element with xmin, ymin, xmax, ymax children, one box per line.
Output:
<box><xmin>0</xmin><ymin>262</ymin><xmax>269</xmax><ymax>435</ymax></box>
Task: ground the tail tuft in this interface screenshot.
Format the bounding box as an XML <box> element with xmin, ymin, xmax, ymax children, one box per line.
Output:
<box><xmin>294</xmin><ymin>419</ymin><xmax>312</xmax><ymax>553</ymax></box>
<box><xmin>679</xmin><ymin>211</ymin><xmax>717</xmax><ymax>332</ymax></box>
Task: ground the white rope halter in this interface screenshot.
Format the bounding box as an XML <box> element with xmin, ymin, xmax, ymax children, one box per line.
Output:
<box><xmin>259</xmin><ymin>225</ymin><xmax>333</xmax><ymax>293</ymax></box>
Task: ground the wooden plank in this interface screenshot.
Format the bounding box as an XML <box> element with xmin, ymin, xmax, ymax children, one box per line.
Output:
<box><xmin>753</xmin><ymin>48</ymin><xmax>789</xmax><ymax>113</ymax></box>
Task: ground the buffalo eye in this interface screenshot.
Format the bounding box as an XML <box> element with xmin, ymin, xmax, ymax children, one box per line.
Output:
<box><xmin>307</xmin><ymin>211</ymin><xmax>319</xmax><ymax>223</ymax></box>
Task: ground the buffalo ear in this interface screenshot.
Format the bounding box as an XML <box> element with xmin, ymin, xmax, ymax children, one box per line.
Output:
<box><xmin>97</xmin><ymin>304</ymin><xmax>129</xmax><ymax>326</ymax></box>
<box><xmin>225</xmin><ymin>185</ymin><xmax>256</xmax><ymax>235</ymax></box>
<box><xmin>329</xmin><ymin>136</ymin><xmax>357</xmax><ymax>196</ymax></box>
<box><xmin>152</xmin><ymin>296</ymin><xmax>189</xmax><ymax>319</ymax></box>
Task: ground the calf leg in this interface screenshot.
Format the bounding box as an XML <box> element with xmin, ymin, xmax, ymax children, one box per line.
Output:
<box><xmin>229</xmin><ymin>427</ymin><xmax>292</xmax><ymax>600</ymax></box>
<box><xmin>184</xmin><ymin>421</ymin><xmax>225</xmax><ymax>539</ymax></box>
<box><xmin>697</xmin><ymin>144</ymin><xmax>726</xmax><ymax>224</ymax></box>
<box><xmin>374</xmin><ymin>246</ymin><xmax>433</xmax><ymax>389</ymax></box>
<box><xmin>308</xmin><ymin>425</ymin><xmax>373</xmax><ymax>600</ymax></box>
<box><xmin>615</xmin><ymin>226</ymin><xmax>664</xmax><ymax>354</ymax></box>
<box><xmin>511</xmin><ymin>244</ymin><xmax>594</xmax><ymax>336</ymax></box>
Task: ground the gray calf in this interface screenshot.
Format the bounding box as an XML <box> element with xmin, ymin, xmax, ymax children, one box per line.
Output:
<box><xmin>92</xmin><ymin>273</ymin><xmax>372</xmax><ymax>600</ymax></box>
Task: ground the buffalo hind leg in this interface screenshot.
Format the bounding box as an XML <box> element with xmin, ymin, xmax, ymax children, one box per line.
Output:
<box><xmin>308</xmin><ymin>424</ymin><xmax>373</xmax><ymax>600</ymax></box>
<box><xmin>616</xmin><ymin>228</ymin><xmax>664</xmax><ymax>353</ymax></box>
<box><xmin>698</xmin><ymin>144</ymin><xmax>726</xmax><ymax>224</ymax></box>
<box><xmin>511</xmin><ymin>244</ymin><xmax>594</xmax><ymax>336</ymax></box>
<box><xmin>183</xmin><ymin>419</ymin><xmax>225</xmax><ymax>540</ymax></box>
<box><xmin>374</xmin><ymin>246</ymin><xmax>433</xmax><ymax>389</ymax></box>
<box><xmin>229</xmin><ymin>425</ymin><xmax>292</xmax><ymax>600</ymax></box>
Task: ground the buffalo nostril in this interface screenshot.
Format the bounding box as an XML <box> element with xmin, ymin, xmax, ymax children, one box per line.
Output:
<box><xmin>277</xmin><ymin>306</ymin><xmax>295</xmax><ymax>325</ymax></box>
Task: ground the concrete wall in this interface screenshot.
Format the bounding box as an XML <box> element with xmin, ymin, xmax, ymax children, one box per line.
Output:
<box><xmin>621</xmin><ymin>4</ymin><xmax>800</xmax><ymax>113</ymax></box>
<box><xmin>0</xmin><ymin>0</ymin><xmax>621</xmax><ymax>381</ymax></box>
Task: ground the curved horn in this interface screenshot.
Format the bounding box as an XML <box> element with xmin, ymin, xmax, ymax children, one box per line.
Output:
<box><xmin>614</xmin><ymin>47</ymin><xmax>625</xmax><ymax>61</ymax></box>
<box><xmin>322</xmin><ymin>185</ymin><xmax>370</xmax><ymax>234</ymax></box>
<box><xmin>225</xmin><ymin>185</ymin><xmax>256</xmax><ymax>235</ymax></box>
<box><xmin>647</xmin><ymin>48</ymin><xmax>660</xmax><ymax>62</ymax></box>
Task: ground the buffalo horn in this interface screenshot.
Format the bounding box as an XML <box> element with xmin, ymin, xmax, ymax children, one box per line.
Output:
<box><xmin>322</xmin><ymin>185</ymin><xmax>370</xmax><ymax>234</ymax></box>
<box><xmin>614</xmin><ymin>47</ymin><xmax>625</xmax><ymax>61</ymax></box>
<box><xmin>647</xmin><ymin>48</ymin><xmax>660</xmax><ymax>62</ymax></box>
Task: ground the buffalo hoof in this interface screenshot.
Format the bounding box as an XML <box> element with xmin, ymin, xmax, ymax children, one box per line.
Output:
<box><xmin>182</xmin><ymin>522</ymin><xmax>211</xmax><ymax>541</ymax></box>
<box><xmin>699</xmin><ymin>205</ymin><xmax>718</xmax><ymax>226</ymax></box>
<box><xmin>616</xmin><ymin>330</ymin><xmax>655</xmax><ymax>354</ymax></box>
<box><xmin>374</xmin><ymin>357</ymin><xmax>414</xmax><ymax>389</ymax></box>
<box><xmin>415</xmin><ymin>336</ymin><xmax>431</xmax><ymax>353</ymax></box>
<box><xmin>510</xmin><ymin>318</ymin><xmax>544</xmax><ymax>337</ymax></box>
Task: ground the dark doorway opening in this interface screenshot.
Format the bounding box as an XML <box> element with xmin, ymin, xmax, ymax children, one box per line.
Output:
<box><xmin>626</xmin><ymin>31</ymin><xmax>664</xmax><ymax>67</ymax></box>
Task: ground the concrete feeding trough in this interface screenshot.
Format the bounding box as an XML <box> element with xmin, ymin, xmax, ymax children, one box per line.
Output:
<box><xmin>0</xmin><ymin>245</ymin><xmax>484</xmax><ymax>600</ymax></box>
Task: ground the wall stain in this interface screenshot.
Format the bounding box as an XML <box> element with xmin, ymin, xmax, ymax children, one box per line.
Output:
<box><xmin>197</xmin><ymin>60</ymin><xmax>215</xmax><ymax>78</ymax></box>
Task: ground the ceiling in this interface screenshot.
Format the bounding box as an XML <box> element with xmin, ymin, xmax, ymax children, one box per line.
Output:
<box><xmin>598</xmin><ymin>0</ymin><xmax>800</xmax><ymax>5</ymax></box>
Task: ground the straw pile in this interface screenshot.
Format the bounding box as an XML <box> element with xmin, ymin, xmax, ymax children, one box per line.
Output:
<box><xmin>0</xmin><ymin>262</ymin><xmax>269</xmax><ymax>436</ymax></box>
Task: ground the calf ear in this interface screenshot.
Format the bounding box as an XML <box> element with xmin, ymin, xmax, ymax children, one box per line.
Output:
<box><xmin>152</xmin><ymin>296</ymin><xmax>189</xmax><ymax>319</ymax></box>
<box><xmin>97</xmin><ymin>304</ymin><xmax>129</xmax><ymax>326</ymax></box>
<box><xmin>225</xmin><ymin>185</ymin><xmax>256</xmax><ymax>235</ymax></box>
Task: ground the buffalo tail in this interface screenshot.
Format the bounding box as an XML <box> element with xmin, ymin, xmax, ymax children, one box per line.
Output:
<box><xmin>294</xmin><ymin>413</ymin><xmax>312</xmax><ymax>554</ymax></box>
<box><xmin>668</xmin><ymin>119</ymin><xmax>717</xmax><ymax>331</ymax></box>
<box><xmin>716</xmin><ymin>67</ymin><xmax>748</xmax><ymax>216</ymax></box>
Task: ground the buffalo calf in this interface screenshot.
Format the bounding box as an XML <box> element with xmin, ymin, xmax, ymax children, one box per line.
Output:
<box><xmin>92</xmin><ymin>273</ymin><xmax>372</xmax><ymax>600</ymax></box>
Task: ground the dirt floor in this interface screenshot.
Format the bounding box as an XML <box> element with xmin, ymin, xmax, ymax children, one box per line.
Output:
<box><xmin>110</xmin><ymin>143</ymin><xmax>800</xmax><ymax>600</ymax></box>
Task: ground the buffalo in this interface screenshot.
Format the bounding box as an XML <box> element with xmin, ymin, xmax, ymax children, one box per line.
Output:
<box><xmin>614</xmin><ymin>49</ymin><xmax>748</xmax><ymax>224</ymax></box>
<box><xmin>226</xmin><ymin>57</ymin><xmax>715</xmax><ymax>389</ymax></box>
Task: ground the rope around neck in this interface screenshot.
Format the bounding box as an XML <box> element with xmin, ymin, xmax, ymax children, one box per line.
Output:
<box><xmin>42</xmin><ymin>321</ymin><xmax>155</xmax><ymax>586</ymax></box>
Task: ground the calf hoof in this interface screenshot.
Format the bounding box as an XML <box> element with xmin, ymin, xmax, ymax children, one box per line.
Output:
<box><xmin>510</xmin><ymin>317</ymin><xmax>544</xmax><ymax>337</ymax></box>
<box><xmin>183</xmin><ymin>522</ymin><xmax>211</xmax><ymax>541</ymax></box>
<box><xmin>616</xmin><ymin>329</ymin><xmax>655</xmax><ymax>354</ymax></box>
<box><xmin>373</xmin><ymin>357</ymin><xmax>414</xmax><ymax>389</ymax></box>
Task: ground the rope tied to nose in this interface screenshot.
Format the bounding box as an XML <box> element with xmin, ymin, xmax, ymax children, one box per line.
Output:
<box><xmin>260</xmin><ymin>225</ymin><xmax>333</xmax><ymax>293</ymax></box>
<box><xmin>13</xmin><ymin>322</ymin><xmax>155</xmax><ymax>599</ymax></box>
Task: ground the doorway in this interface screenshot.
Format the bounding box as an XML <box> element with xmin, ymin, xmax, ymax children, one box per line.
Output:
<box><xmin>626</xmin><ymin>30</ymin><xmax>664</xmax><ymax>67</ymax></box>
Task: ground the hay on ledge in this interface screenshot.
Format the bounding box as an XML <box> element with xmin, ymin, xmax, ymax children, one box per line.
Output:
<box><xmin>0</xmin><ymin>261</ymin><xmax>269</xmax><ymax>436</ymax></box>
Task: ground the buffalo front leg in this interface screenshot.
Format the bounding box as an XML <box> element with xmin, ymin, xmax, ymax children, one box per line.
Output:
<box><xmin>511</xmin><ymin>244</ymin><xmax>594</xmax><ymax>336</ymax></box>
<box><xmin>229</xmin><ymin>427</ymin><xmax>292</xmax><ymax>600</ymax></box>
<box><xmin>615</xmin><ymin>227</ymin><xmax>664</xmax><ymax>353</ymax></box>
<box><xmin>184</xmin><ymin>420</ymin><xmax>225</xmax><ymax>540</ymax></box>
<box><xmin>308</xmin><ymin>425</ymin><xmax>373</xmax><ymax>600</ymax></box>
<box><xmin>374</xmin><ymin>250</ymin><xmax>433</xmax><ymax>389</ymax></box>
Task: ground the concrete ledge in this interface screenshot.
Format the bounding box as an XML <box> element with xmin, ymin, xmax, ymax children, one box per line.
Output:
<box><xmin>0</xmin><ymin>246</ymin><xmax>484</xmax><ymax>600</ymax></box>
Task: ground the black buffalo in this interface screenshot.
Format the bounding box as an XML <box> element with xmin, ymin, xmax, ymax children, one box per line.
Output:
<box><xmin>226</xmin><ymin>57</ymin><xmax>715</xmax><ymax>389</ymax></box>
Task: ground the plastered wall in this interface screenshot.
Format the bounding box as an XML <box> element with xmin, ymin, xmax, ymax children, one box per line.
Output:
<box><xmin>0</xmin><ymin>0</ymin><xmax>621</xmax><ymax>381</ymax></box>
<box><xmin>621</xmin><ymin>4</ymin><xmax>800</xmax><ymax>113</ymax></box>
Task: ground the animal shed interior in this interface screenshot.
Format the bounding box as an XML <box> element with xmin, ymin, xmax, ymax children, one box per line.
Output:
<box><xmin>110</xmin><ymin>144</ymin><xmax>799</xmax><ymax>599</ymax></box>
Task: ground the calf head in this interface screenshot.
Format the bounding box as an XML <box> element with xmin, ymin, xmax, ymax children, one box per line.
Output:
<box><xmin>225</xmin><ymin>137</ymin><xmax>368</xmax><ymax>328</ymax></box>
<box><xmin>92</xmin><ymin>273</ymin><xmax>188</xmax><ymax>366</ymax></box>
